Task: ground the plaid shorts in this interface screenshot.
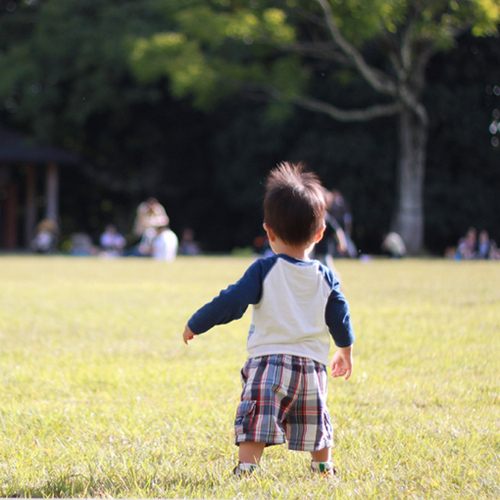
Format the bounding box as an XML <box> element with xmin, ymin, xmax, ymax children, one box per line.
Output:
<box><xmin>234</xmin><ymin>354</ymin><xmax>333</xmax><ymax>452</ymax></box>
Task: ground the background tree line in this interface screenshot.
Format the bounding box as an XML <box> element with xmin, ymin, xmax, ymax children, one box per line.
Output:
<box><xmin>0</xmin><ymin>0</ymin><xmax>499</xmax><ymax>255</ymax></box>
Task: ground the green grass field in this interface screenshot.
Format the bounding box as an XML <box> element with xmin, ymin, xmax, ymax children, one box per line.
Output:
<box><xmin>0</xmin><ymin>255</ymin><xmax>499</xmax><ymax>499</ymax></box>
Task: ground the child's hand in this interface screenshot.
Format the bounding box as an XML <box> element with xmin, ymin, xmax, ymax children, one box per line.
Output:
<box><xmin>182</xmin><ymin>325</ymin><xmax>195</xmax><ymax>345</ymax></box>
<box><xmin>330</xmin><ymin>346</ymin><xmax>353</xmax><ymax>380</ymax></box>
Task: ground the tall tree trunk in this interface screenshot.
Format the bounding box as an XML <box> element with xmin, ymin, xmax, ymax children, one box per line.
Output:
<box><xmin>392</xmin><ymin>105</ymin><xmax>428</xmax><ymax>255</ymax></box>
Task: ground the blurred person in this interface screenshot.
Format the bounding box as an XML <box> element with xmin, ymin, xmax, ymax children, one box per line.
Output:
<box><xmin>152</xmin><ymin>224</ymin><xmax>178</xmax><ymax>261</ymax></box>
<box><xmin>99</xmin><ymin>224</ymin><xmax>126</xmax><ymax>257</ymax></box>
<box><xmin>253</xmin><ymin>232</ymin><xmax>274</xmax><ymax>257</ymax></box>
<box><xmin>125</xmin><ymin>227</ymin><xmax>156</xmax><ymax>257</ymax></box>
<box><xmin>132</xmin><ymin>197</ymin><xmax>169</xmax><ymax>238</ymax></box>
<box><xmin>328</xmin><ymin>190</ymin><xmax>352</xmax><ymax>235</ymax></box>
<box><xmin>444</xmin><ymin>246</ymin><xmax>457</xmax><ymax>259</ymax></box>
<box><xmin>490</xmin><ymin>241</ymin><xmax>500</xmax><ymax>260</ymax></box>
<box><xmin>327</xmin><ymin>190</ymin><xmax>357</xmax><ymax>257</ymax></box>
<box><xmin>314</xmin><ymin>199</ymin><xmax>348</xmax><ymax>281</ymax></box>
<box><xmin>179</xmin><ymin>228</ymin><xmax>201</xmax><ymax>256</ymax></box>
<box><xmin>477</xmin><ymin>230</ymin><xmax>499</xmax><ymax>260</ymax></box>
<box><xmin>69</xmin><ymin>233</ymin><xmax>97</xmax><ymax>256</ymax></box>
<box><xmin>32</xmin><ymin>219</ymin><xmax>58</xmax><ymax>254</ymax></box>
<box><xmin>477</xmin><ymin>230</ymin><xmax>490</xmax><ymax>259</ymax></box>
<box><xmin>456</xmin><ymin>227</ymin><xmax>477</xmax><ymax>260</ymax></box>
<box><xmin>381</xmin><ymin>232</ymin><xmax>406</xmax><ymax>258</ymax></box>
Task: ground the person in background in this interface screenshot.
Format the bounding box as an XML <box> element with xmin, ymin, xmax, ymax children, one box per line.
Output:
<box><xmin>477</xmin><ymin>230</ymin><xmax>500</xmax><ymax>260</ymax></box>
<box><xmin>328</xmin><ymin>190</ymin><xmax>357</xmax><ymax>258</ymax></box>
<box><xmin>126</xmin><ymin>197</ymin><xmax>169</xmax><ymax>257</ymax></box>
<box><xmin>99</xmin><ymin>224</ymin><xmax>126</xmax><ymax>257</ymax></box>
<box><xmin>133</xmin><ymin>198</ymin><xmax>169</xmax><ymax>239</ymax></box>
<box><xmin>456</xmin><ymin>227</ymin><xmax>477</xmax><ymax>260</ymax></box>
<box><xmin>32</xmin><ymin>219</ymin><xmax>58</xmax><ymax>254</ymax></box>
<box><xmin>314</xmin><ymin>195</ymin><xmax>348</xmax><ymax>279</ymax></box>
<box><xmin>381</xmin><ymin>232</ymin><xmax>406</xmax><ymax>258</ymax></box>
<box><xmin>124</xmin><ymin>226</ymin><xmax>156</xmax><ymax>257</ymax></box>
<box><xmin>179</xmin><ymin>228</ymin><xmax>201</xmax><ymax>256</ymax></box>
<box><xmin>152</xmin><ymin>224</ymin><xmax>178</xmax><ymax>261</ymax></box>
<box><xmin>69</xmin><ymin>233</ymin><xmax>97</xmax><ymax>256</ymax></box>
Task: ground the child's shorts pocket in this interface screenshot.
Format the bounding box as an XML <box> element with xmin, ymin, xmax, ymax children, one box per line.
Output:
<box><xmin>234</xmin><ymin>399</ymin><xmax>257</xmax><ymax>435</ymax></box>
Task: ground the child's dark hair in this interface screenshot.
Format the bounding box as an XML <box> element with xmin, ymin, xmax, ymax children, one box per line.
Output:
<box><xmin>264</xmin><ymin>162</ymin><xmax>326</xmax><ymax>247</ymax></box>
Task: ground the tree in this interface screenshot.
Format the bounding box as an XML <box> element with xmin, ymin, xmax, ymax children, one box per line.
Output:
<box><xmin>130</xmin><ymin>0</ymin><xmax>500</xmax><ymax>253</ymax></box>
<box><xmin>0</xmin><ymin>0</ymin><xmax>179</xmax><ymax>193</ymax></box>
<box><xmin>0</xmin><ymin>0</ymin><xmax>217</xmax><ymax>240</ymax></box>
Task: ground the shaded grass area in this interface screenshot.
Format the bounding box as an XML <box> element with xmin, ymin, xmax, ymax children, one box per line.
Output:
<box><xmin>0</xmin><ymin>256</ymin><xmax>499</xmax><ymax>499</ymax></box>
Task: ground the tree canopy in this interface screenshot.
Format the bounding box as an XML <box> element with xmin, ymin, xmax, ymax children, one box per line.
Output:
<box><xmin>130</xmin><ymin>0</ymin><xmax>500</xmax><ymax>253</ymax></box>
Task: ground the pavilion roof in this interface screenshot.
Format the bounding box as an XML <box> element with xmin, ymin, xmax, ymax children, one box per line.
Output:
<box><xmin>0</xmin><ymin>126</ymin><xmax>80</xmax><ymax>165</ymax></box>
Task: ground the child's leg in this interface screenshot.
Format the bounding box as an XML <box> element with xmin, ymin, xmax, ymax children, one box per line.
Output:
<box><xmin>239</xmin><ymin>442</ymin><xmax>266</xmax><ymax>465</ymax></box>
<box><xmin>310</xmin><ymin>446</ymin><xmax>331</xmax><ymax>463</ymax></box>
<box><xmin>310</xmin><ymin>446</ymin><xmax>336</xmax><ymax>474</ymax></box>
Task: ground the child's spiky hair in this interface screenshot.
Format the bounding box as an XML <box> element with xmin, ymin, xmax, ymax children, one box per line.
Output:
<box><xmin>264</xmin><ymin>162</ymin><xmax>326</xmax><ymax>247</ymax></box>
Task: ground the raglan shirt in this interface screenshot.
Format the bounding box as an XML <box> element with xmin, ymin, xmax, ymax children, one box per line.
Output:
<box><xmin>188</xmin><ymin>254</ymin><xmax>354</xmax><ymax>366</ymax></box>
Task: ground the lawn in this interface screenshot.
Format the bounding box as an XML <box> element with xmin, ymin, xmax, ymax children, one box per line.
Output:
<box><xmin>0</xmin><ymin>255</ymin><xmax>499</xmax><ymax>499</ymax></box>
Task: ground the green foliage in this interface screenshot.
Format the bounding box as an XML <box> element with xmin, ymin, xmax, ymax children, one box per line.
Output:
<box><xmin>0</xmin><ymin>0</ymin><xmax>219</xmax><ymax>206</ymax></box>
<box><xmin>470</xmin><ymin>0</ymin><xmax>500</xmax><ymax>36</ymax></box>
<box><xmin>124</xmin><ymin>1</ymin><xmax>499</xmax><ymax>253</ymax></box>
<box><xmin>0</xmin><ymin>0</ymin><xmax>168</xmax><ymax>139</ymax></box>
<box><xmin>128</xmin><ymin>0</ymin><xmax>500</xmax><ymax>108</ymax></box>
<box><xmin>130</xmin><ymin>2</ymin><xmax>299</xmax><ymax>109</ymax></box>
<box><xmin>131</xmin><ymin>32</ymin><xmax>220</xmax><ymax>108</ymax></box>
<box><xmin>0</xmin><ymin>256</ymin><xmax>499</xmax><ymax>498</ymax></box>
<box><xmin>175</xmin><ymin>5</ymin><xmax>295</xmax><ymax>46</ymax></box>
<box><xmin>327</xmin><ymin>0</ymin><xmax>401</xmax><ymax>42</ymax></box>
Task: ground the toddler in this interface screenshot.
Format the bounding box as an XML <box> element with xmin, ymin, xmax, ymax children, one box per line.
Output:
<box><xmin>182</xmin><ymin>162</ymin><xmax>354</xmax><ymax>476</ymax></box>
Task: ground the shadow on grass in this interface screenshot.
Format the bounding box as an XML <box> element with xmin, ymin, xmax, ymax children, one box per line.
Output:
<box><xmin>3</xmin><ymin>470</ymin><xmax>226</xmax><ymax>498</ymax></box>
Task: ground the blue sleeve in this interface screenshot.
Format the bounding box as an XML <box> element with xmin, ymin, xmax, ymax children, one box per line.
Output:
<box><xmin>187</xmin><ymin>258</ymin><xmax>270</xmax><ymax>335</ymax></box>
<box><xmin>324</xmin><ymin>272</ymin><xmax>355</xmax><ymax>348</ymax></box>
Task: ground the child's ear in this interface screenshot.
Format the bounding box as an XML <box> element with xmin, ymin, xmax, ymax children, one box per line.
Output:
<box><xmin>313</xmin><ymin>223</ymin><xmax>326</xmax><ymax>243</ymax></box>
<box><xmin>263</xmin><ymin>223</ymin><xmax>276</xmax><ymax>242</ymax></box>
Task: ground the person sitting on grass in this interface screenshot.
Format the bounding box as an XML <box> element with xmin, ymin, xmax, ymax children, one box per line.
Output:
<box><xmin>182</xmin><ymin>162</ymin><xmax>355</xmax><ymax>477</ymax></box>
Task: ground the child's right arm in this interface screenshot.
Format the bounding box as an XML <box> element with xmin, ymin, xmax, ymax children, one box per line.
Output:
<box><xmin>182</xmin><ymin>324</ymin><xmax>195</xmax><ymax>345</ymax></box>
<box><xmin>182</xmin><ymin>258</ymin><xmax>270</xmax><ymax>343</ymax></box>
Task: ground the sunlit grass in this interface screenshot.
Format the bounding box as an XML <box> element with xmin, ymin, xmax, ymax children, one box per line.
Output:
<box><xmin>0</xmin><ymin>256</ymin><xmax>499</xmax><ymax>499</ymax></box>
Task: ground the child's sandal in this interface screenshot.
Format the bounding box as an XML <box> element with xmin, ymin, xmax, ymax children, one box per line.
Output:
<box><xmin>311</xmin><ymin>461</ymin><xmax>337</xmax><ymax>476</ymax></box>
<box><xmin>233</xmin><ymin>463</ymin><xmax>259</xmax><ymax>477</ymax></box>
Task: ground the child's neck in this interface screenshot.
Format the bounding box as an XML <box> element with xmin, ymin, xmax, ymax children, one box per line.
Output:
<box><xmin>271</xmin><ymin>239</ymin><xmax>314</xmax><ymax>261</ymax></box>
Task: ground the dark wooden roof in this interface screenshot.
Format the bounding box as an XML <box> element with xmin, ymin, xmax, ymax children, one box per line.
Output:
<box><xmin>0</xmin><ymin>126</ymin><xmax>80</xmax><ymax>165</ymax></box>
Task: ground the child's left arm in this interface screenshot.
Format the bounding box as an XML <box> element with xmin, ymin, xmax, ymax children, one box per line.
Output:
<box><xmin>331</xmin><ymin>345</ymin><xmax>353</xmax><ymax>380</ymax></box>
<box><xmin>325</xmin><ymin>273</ymin><xmax>355</xmax><ymax>366</ymax></box>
